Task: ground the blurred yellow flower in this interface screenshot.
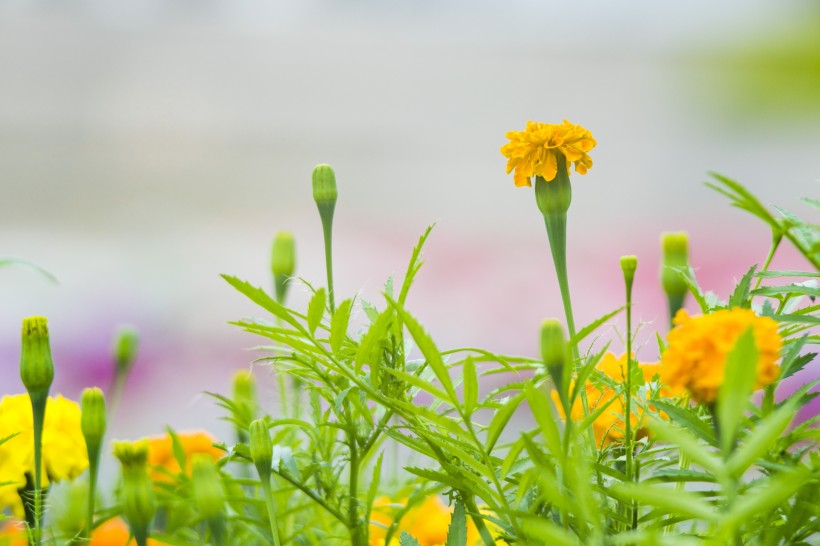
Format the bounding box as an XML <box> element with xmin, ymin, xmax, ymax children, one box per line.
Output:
<box><xmin>553</xmin><ymin>353</ymin><xmax>683</xmax><ymax>447</ymax></box>
<box><xmin>0</xmin><ymin>394</ymin><xmax>88</xmax><ymax>518</ymax></box>
<box><xmin>500</xmin><ymin>120</ymin><xmax>596</xmax><ymax>187</ymax></box>
<box><xmin>147</xmin><ymin>430</ymin><xmax>223</xmax><ymax>482</ymax></box>
<box><xmin>661</xmin><ymin>309</ymin><xmax>781</xmax><ymax>403</ymax></box>
<box><xmin>0</xmin><ymin>517</ymin><xmax>170</xmax><ymax>546</ymax></box>
<box><xmin>370</xmin><ymin>495</ymin><xmax>507</xmax><ymax>546</ymax></box>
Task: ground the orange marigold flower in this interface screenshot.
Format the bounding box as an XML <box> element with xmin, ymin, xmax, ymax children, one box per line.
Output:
<box><xmin>552</xmin><ymin>353</ymin><xmax>683</xmax><ymax>448</ymax></box>
<box><xmin>147</xmin><ymin>430</ymin><xmax>223</xmax><ymax>481</ymax></box>
<box><xmin>661</xmin><ymin>309</ymin><xmax>782</xmax><ymax>404</ymax></box>
<box><xmin>500</xmin><ymin>120</ymin><xmax>596</xmax><ymax>187</ymax></box>
<box><xmin>369</xmin><ymin>495</ymin><xmax>507</xmax><ymax>546</ymax></box>
<box><xmin>0</xmin><ymin>518</ymin><xmax>170</xmax><ymax>546</ymax></box>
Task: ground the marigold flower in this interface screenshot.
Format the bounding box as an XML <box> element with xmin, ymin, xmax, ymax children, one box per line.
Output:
<box><xmin>369</xmin><ymin>495</ymin><xmax>507</xmax><ymax>546</ymax></box>
<box><xmin>660</xmin><ymin>309</ymin><xmax>782</xmax><ymax>404</ymax></box>
<box><xmin>147</xmin><ymin>430</ymin><xmax>223</xmax><ymax>481</ymax></box>
<box><xmin>500</xmin><ymin>120</ymin><xmax>596</xmax><ymax>187</ymax></box>
<box><xmin>0</xmin><ymin>394</ymin><xmax>88</xmax><ymax>518</ymax></box>
<box><xmin>552</xmin><ymin>353</ymin><xmax>682</xmax><ymax>447</ymax></box>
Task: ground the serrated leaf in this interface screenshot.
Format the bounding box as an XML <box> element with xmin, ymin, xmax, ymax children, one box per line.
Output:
<box><xmin>706</xmin><ymin>173</ymin><xmax>780</xmax><ymax>229</ymax></box>
<box><xmin>651</xmin><ymin>401</ymin><xmax>716</xmax><ymax>445</ymax></box>
<box><xmin>570</xmin><ymin>306</ymin><xmax>623</xmax><ymax>346</ymax></box>
<box><xmin>398</xmin><ymin>224</ymin><xmax>435</xmax><ymax>306</ymax></box>
<box><xmin>399</xmin><ymin>532</ymin><xmax>421</xmax><ymax>546</ymax></box>
<box><xmin>754</xmin><ymin>270</ymin><xmax>820</xmax><ymax>278</ymax></box>
<box><xmin>367</xmin><ymin>452</ymin><xmax>384</xmax><ymax>508</ymax></box>
<box><xmin>723</xmin><ymin>467</ymin><xmax>810</xmax><ymax>527</ymax></box>
<box><xmin>611</xmin><ymin>483</ymin><xmax>717</xmax><ymax>521</ymax></box>
<box><xmin>524</xmin><ymin>383</ymin><xmax>563</xmax><ymax>459</ymax></box>
<box><xmin>355</xmin><ymin>308</ymin><xmax>393</xmax><ymax>377</ymax></box>
<box><xmin>726</xmin><ymin>397</ymin><xmax>798</xmax><ymax>477</ymax></box>
<box><xmin>672</xmin><ymin>266</ymin><xmax>710</xmax><ymax>313</ymax></box>
<box><xmin>445</xmin><ymin>496</ymin><xmax>467</xmax><ymax>546</ymax></box>
<box><xmin>330</xmin><ymin>298</ymin><xmax>353</xmax><ymax>353</ymax></box>
<box><xmin>223</xmin><ymin>275</ymin><xmax>303</xmax><ymax>331</ymax></box>
<box><xmin>729</xmin><ymin>265</ymin><xmax>757</xmax><ymax>309</ymax></box>
<box><xmin>717</xmin><ymin>327</ymin><xmax>759</xmax><ymax>455</ymax></box>
<box><xmin>646</xmin><ymin>418</ymin><xmax>722</xmax><ymax>475</ymax></box>
<box><xmin>752</xmin><ymin>284</ymin><xmax>820</xmax><ymax>298</ymax></box>
<box><xmin>307</xmin><ymin>288</ymin><xmax>326</xmax><ymax>335</ymax></box>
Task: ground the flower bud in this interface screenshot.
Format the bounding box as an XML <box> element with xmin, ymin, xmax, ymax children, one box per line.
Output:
<box><xmin>540</xmin><ymin>319</ymin><xmax>567</xmax><ymax>394</ymax></box>
<box><xmin>233</xmin><ymin>370</ymin><xmax>257</xmax><ymax>412</ymax></box>
<box><xmin>81</xmin><ymin>388</ymin><xmax>107</xmax><ymax>458</ymax></box>
<box><xmin>312</xmin><ymin>164</ymin><xmax>338</xmax><ymax>211</ymax></box>
<box><xmin>661</xmin><ymin>232</ymin><xmax>690</xmax><ymax>321</ymax></box>
<box><xmin>20</xmin><ymin>316</ymin><xmax>54</xmax><ymax>395</ymax></box>
<box><xmin>192</xmin><ymin>455</ymin><xmax>226</xmax><ymax>521</ymax></box>
<box><xmin>534</xmin><ymin>155</ymin><xmax>572</xmax><ymax>217</ymax></box>
<box><xmin>620</xmin><ymin>255</ymin><xmax>638</xmax><ymax>292</ymax></box>
<box><xmin>249</xmin><ymin>419</ymin><xmax>273</xmax><ymax>481</ymax></box>
<box><xmin>113</xmin><ymin>440</ymin><xmax>156</xmax><ymax>538</ymax></box>
<box><xmin>271</xmin><ymin>231</ymin><xmax>296</xmax><ymax>303</ymax></box>
<box><xmin>113</xmin><ymin>327</ymin><xmax>139</xmax><ymax>377</ymax></box>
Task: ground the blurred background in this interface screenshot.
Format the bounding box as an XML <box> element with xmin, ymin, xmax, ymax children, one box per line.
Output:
<box><xmin>1</xmin><ymin>0</ymin><xmax>819</xmax><ymax>438</ymax></box>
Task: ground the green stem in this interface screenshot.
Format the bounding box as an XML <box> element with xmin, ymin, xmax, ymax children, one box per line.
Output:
<box><xmin>260</xmin><ymin>479</ymin><xmax>283</xmax><ymax>546</ymax></box>
<box><xmin>543</xmin><ymin>212</ymin><xmax>576</xmax><ymax>339</ymax></box>
<box><xmin>754</xmin><ymin>232</ymin><xmax>783</xmax><ymax>291</ymax></box>
<box><xmin>29</xmin><ymin>391</ymin><xmax>47</xmax><ymax>546</ymax></box>
<box><xmin>463</xmin><ymin>494</ymin><xmax>496</xmax><ymax>546</ymax></box>
<box><xmin>84</xmin><ymin>453</ymin><xmax>100</xmax><ymax>544</ymax></box>
<box><xmin>624</xmin><ymin>280</ymin><xmax>635</xmax><ymax>531</ymax></box>
<box><xmin>321</xmin><ymin>218</ymin><xmax>336</xmax><ymax>315</ymax></box>
<box><xmin>348</xmin><ymin>435</ymin><xmax>365</xmax><ymax>546</ymax></box>
<box><xmin>666</xmin><ymin>292</ymin><xmax>685</xmax><ymax>328</ymax></box>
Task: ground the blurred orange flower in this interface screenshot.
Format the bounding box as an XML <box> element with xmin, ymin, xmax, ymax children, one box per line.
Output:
<box><xmin>147</xmin><ymin>430</ymin><xmax>223</xmax><ymax>481</ymax></box>
<box><xmin>0</xmin><ymin>518</ymin><xmax>169</xmax><ymax>546</ymax></box>
<box><xmin>553</xmin><ymin>353</ymin><xmax>683</xmax><ymax>447</ymax></box>
<box><xmin>661</xmin><ymin>309</ymin><xmax>781</xmax><ymax>403</ymax></box>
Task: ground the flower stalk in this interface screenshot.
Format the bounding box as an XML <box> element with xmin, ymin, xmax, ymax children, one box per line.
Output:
<box><xmin>250</xmin><ymin>420</ymin><xmax>282</xmax><ymax>546</ymax></box>
<box><xmin>312</xmin><ymin>164</ymin><xmax>338</xmax><ymax>314</ymax></box>
<box><xmin>620</xmin><ymin>255</ymin><xmax>638</xmax><ymax>530</ymax></box>
<box><xmin>80</xmin><ymin>387</ymin><xmax>107</xmax><ymax>544</ymax></box>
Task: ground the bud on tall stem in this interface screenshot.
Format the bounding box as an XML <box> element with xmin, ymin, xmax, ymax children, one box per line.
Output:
<box><xmin>660</xmin><ymin>232</ymin><xmax>689</xmax><ymax>325</ymax></box>
<box><xmin>113</xmin><ymin>440</ymin><xmax>156</xmax><ymax>546</ymax></box>
<box><xmin>312</xmin><ymin>164</ymin><xmax>338</xmax><ymax>314</ymax></box>
<box><xmin>81</xmin><ymin>387</ymin><xmax>106</xmax><ymax>544</ymax></box>
<box><xmin>20</xmin><ymin>316</ymin><xmax>54</xmax><ymax>546</ymax></box>
<box><xmin>249</xmin><ymin>419</ymin><xmax>281</xmax><ymax>546</ymax></box>
<box><xmin>271</xmin><ymin>231</ymin><xmax>296</xmax><ymax>304</ymax></box>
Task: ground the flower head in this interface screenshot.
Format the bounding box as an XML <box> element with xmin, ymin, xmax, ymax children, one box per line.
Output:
<box><xmin>147</xmin><ymin>430</ymin><xmax>223</xmax><ymax>482</ymax></box>
<box><xmin>0</xmin><ymin>394</ymin><xmax>88</xmax><ymax>517</ymax></box>
<box><xmin>552</xmin><ymin>353</ymin><xmax>682</xmax><ymax>447</ymax></box>
<box><xmin>661</xmin><ymin>309</ymin><xmax>782</xmax><ymax>403</ymax></box>
<box><xmin>501</xmin><ymin>120</ymin><xmax>596</xmax><ymax>187</ymax></box>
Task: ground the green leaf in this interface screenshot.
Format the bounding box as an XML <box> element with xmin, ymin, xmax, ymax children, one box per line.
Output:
<box><xmin>399</xmin><ymin>532</ymin><xmax>421</xmax><ymax>546</ymax></box>
<box><xmin>524</xmin><ymin>382</ymin><xmax>563</xmax><ymax>459</ymax></box>
<box><xmin>717</xmin><ymin>327</ymin><xmax>759</xmax><ymax>455</ymax></box>
<box><xmin>570</xmin><ymin>306</ymin><xmax>624</xmax><ymax>346</ymax></box>
<box><xmin>355</xmin><ymin>308</ymin><xmax>393</xmax><ymax>377</ymax></box>
<box><xmin>307</xmin><ymin>288</ymin><xmax>327</xmax><ymax>335</ymax></box>
<box><xmin>650</xmin><ymin>401</ymin><xmax>716</xmax><ymax>445</ymax></box>
<box><xmin>444</xmin><ymin>496</ymin><xmax>467</xmax><ymax>546</ymax></box>
<box><xmin>222</xmin><ymin>275</ymin><xmax>304</xmax><ymax>331</ymax></box>
<box><xmin>462</xmin><ymin>357</ymin><xmax>478</xmax><ymax>415</ymax></box>
<box><xmin>672</xmin><ymin>266</ymin><xmax>710</xmax><ymax>313</ymax></box>
<box><xmin>519</xmin><ymin>517</ymin><xmax>582</xmax><ymax>546</ymax></box>
<box><xmin>398</xmin><ymin>224</ymin><xmax>435</xmax><ymax>306</ymax></box>
<box><xmin>752</xmin><ymin>284</ymin><xmax>820</xmax><ymax>298</ymax></box>
<box><xmin>390</xmin><ymin>301</ymin><xmax>456</xmax><ymax>403</ymax></box>
<box><xmin>726</xmin><ymin>397</ymin><xmax>798</xmax><ymax>477</ymax></box>
<box><xmin>611</xmin><ymin>483</ymin><xmax>718</xmax><ymax>521</ymax></box>
<box><xmin>486</xmin><ymin>393</ymin><xmax>525</xmax><ymax>452</ymax></box>
<box><xmin>723</xmin><ymin>467</ymin><xmax>810</xmax><ymax>527</ymax></box>
<box><xmin>754</xmin><ymin>270</ymin><xmax>820</xmax><ymax>278</ymax></box>
<box><xmin>646</xmin><ymin>418</ymin><xmax>722</xmax><ymax>475</ymax></box>
<box><xmin>0</xmin><ymin>257</ymin><xmax>58</xmax><ymax>284</ymax></box>
<box><xmin>367</xmin><ymin>452</ymin><xmax>384</xmax><ymax>509</ymax></box>
<box><xmin>706</xmin><ymin>173</ymin><xmax>780</xmax><ymax>229</ymax></box>
<box><xmin>729</xmin><ymin>265</ymin><xmax>757</xmax><ymax>309</ymax></box>
<box><xmin>330</xmin><ymin>298</ymin><xmax>353</xmax><ymax>353</ymax></box>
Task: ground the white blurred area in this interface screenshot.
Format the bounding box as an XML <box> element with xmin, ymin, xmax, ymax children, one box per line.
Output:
<box><xmin>1</xmin><ymin>0</ymin><xmax>818</xmax><ymax>437</ymax></box>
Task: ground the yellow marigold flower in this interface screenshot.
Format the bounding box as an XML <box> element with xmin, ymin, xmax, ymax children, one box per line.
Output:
<box><xmin>0</xmin><ymin>394</ymin><xmax>88</xmax><ymax>518</ymax></box>
<box><xmin>369</xmin><ymin>496</ymin><xmax>507</xmax><ymax>546</ymax></box>
<box><xmin>552</xmin><ymin>353</ymin><xmax>683</xmax><ymax>447</ymax></box>
<box><xmin>147</xmin><ymin>430</ymin><xmax>223</xmax><ymax>482</ymax></box>
<box><xmin>661</xmin><ymin>309</ymin><xmax>782</xmax><ymax>404</ymax></box>
<box><xmin>500</xmin><ymin>120</ymin><xmax>596</xmax><ymax>187</ymax></box>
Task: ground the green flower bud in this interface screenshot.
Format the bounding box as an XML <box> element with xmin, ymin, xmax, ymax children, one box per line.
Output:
<box><xmin>540</xmin><ymin>319</ymin><xmax>567</xmax><ymax>394</ymax></box>
<box><xmin>534</xmin><ymin>155</ymin><xmax>572</xmax><ymax>217</ymax></box>
<box><xmin>620</xmin><ymin>255</ymin><xmax>638</xmax><ymax>292</ymax></box>
<box><xmin>81</xmin><ymin>388</ymin><xmax>107</xmax><ymax>457</ymax></box>
<box><xmin>312</xmin><ymin>163</ymin><xmax>338</xmax><ymax>210</ymax></box>
<box><xmin>271</xmin><ymin>231</ymin><xmax>296</xmax><ymax>303</ymax></box>
<box><xmin>249</xmin><ymin>419</ymin><xmax>273</xmax><ymax>481</ymax></box>
<box><xmin>113</xmin><ymin>440</ymin><xmax>156</xmax><ymax>539</ymax></box>
<box><xmin>113</xmin><ymin>327</ymin><xmax>139</xmax><ymax>376</ymax></box>
<box><xmin>20</xmin><ymin>316</ymin><xmax>54</xmax><ymax>395</ymax></box>
<box><xmin>233</xmin><ymin>370</ymin><xmax>257</xmax><ymax>411</ymax></box>
<box><xmin>661</xmin><ymin>232</ymin><xmax>690</xmax><ymax>322</ymax></box>
<box><xmin>192</xmin><ymin>455</ymin><xmax>226</xmax><ymax>521</ymax></box>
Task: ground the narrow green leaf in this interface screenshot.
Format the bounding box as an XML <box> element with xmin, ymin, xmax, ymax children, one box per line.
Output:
<box><xmin>672</xmin><ymin>266</ymin><xmax>710</xmax><ymax>313</ymax></box>
<box><xmin>399</xmin><ymin>532</ymin><xmax>421</xmax><ymax>546</ymax></box>
<box><xmin>706</xmin><ymin>173</ymin><xmax>780</xmax><ymax>229</ymax></box>
<box><xmin>367</xmin><ymin>452</ymin><xmax>384</xmax><ymax>508</ymax></box>
<box><xmin>0</xmin><ymin>257</ymin><xmax>58</xmax><ymax>284</ymax></box>
<box><xmin>486</xmin><ymin>393</ymin><xmax>525</xmax><ymax>452</ymax></box>
<box><xmin>398</xmin><ymin>224</ymin><xmax>435</xmax><ymax>306</ymax></box>
<box><xmin>726</xmin><ymin>397</ymin><xmax>798</xmax><ymax>477</ymax></box>
<box><xmin>330</xmin><ymin>298</ymin><xmax>353</xmax><ymax>353</ymax></box>
<box><xmin>307</xmin><ymin>288</ymin><xmax>326</xmax><ymax>335</ymax></box>
<box><xmin>723</xmin><ymin>468</ymin><xmax>810</xmax><ymax>527</ymax></box>
<box><xmin>646</xmin><ymin>418</ymin><xmax>722</xmax><ymax>474</ymax></box>
<box><xmin>390</xmin><ymin>301</ymin><xmax>456</xmax><ymax>402</ymax></box>
<box><xmin>462</xmin><ymin>357</ymin><xmax>478</xmax><ymax>415</ymax></box>
<box><xmin>519</xmin><ymin>517</ymin><xmax>582</xmax><ymax>546</ymax></box>
<box><xmin>650</xmin><ymin>401</ymin><xmax>716</xmax><ymax>445</ymax></box>
<box><xmin>717</xmin><ymin>327</ymin><xmax>759</xmax><ymax>455</ymax></box>
<box><xmin>752</xmin><ymin>284</ymin><xmax>820</xmax><ymax>298</ymax></box>
<box><xmin>222</xmin><ymin>275</ymin><xmax>303</xmax><ymax>331</ymax></box>
<box><xmin>524</xmin><ymin>383</ymin><xmax>563</xmax><ymax>459</ymax></box>
<box><xmin>355</xmin><ymin>308</ymin><xmax>393</xmax><ymax>377</ymax></box>
<box><xmin>570</xmin><ymin>306</ymin><xmax>624</xmax><ymax>346</ymax></box>
<box><xmin>754</xmin><ymin>270</ymin><xmax>820</xmax><ymax>278</ymax></box>
<box><xmin>611</xmin><ymin>483</ymin><xmax>717</xmax><ymax>521</ymax></box>
<box><xmin>444</xmin><ymin>496</ymin><xmax>467</xmax><ymax>546</ymax></box>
